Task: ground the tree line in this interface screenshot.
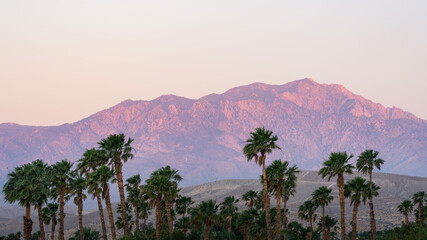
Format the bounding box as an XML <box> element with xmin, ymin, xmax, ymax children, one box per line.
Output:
<box><xmin>2</xmin><ymin>128</ymin><xmax>426</xmax><ymax>240</ymax></box>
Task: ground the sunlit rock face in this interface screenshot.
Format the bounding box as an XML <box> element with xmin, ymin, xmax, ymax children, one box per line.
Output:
<box><xmin>0</xmin><ymin>78</ymin><xmax>426</xmax><ymax>185</ymax></box>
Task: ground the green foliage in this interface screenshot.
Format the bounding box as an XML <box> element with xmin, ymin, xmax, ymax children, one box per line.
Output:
<box><xmin>69</xmin><ymin>227</ymin><xmax>101</xmax><ymax>240</ymax></box>
<box><xmin>359</xmin><ymin>223</ymin><xmax>427</xmax><ymax>240</ymax></box>
<box><xmin>0</xmin><ymin>232</ymin><xmax>21</xmax><ymax>240</ymax></box>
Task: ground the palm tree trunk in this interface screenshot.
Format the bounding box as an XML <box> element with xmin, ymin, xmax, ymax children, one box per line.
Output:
<box><xmin>308</xmin><ymin>217</ymin><xmax>313</xmax><ymax>240</ymax></box>
<box><xmin>418</xmin><ymin>203</ymin><xmax>422</xmax><ymax>223</ymax></box>
<box><xmin>59</xmin><ymin>185</ymin><xmax>65</xmax><ymax>240</ymax></box>
<box><xmin>404</xmin><ymin>213</ymin><xmax>409</xmax><ymax>225</ymax></box>
<box><xmin>165</xmin><ymin>200</ymin><xmax>173</xmax><ymax>234</ymax></box>
<box><xmin>155</xmin><ymin>195</ymin><xmax>162</xmax><ymax>240</ymax></box>
<box><xmin>262</xmin><ymin>157</ymin><xmax>272</xmax><ymax>240</ymax></box>
<box><xmin>275</xmin><ymin>188</ymin><xmax>281</xmax><ymax>240</ymax></box>
<box><xmin>369</xmin><ymin>172</ymin><xmax>377</xmax><ymax>240</ymax></box>
<box><xmin>338</xmin><ymin>175</ymin><xmax>346</xmax><ymax>240</ymax></box>
<box><xmin>351</xmin><ymin>201</ymin><xmax>360</xmax><ymax>240</ymax></box>
<box><xmin>203</xmin><ymin>221</ymin><xmax>211</xmax><ymax>240</ymax></box>
<box><xmin>24</xmin><ymin>203</ymin><xmax>33</xmax><ymax>240</ymax></box>
<box><xmin>134</xmin><ymin>205</ymin><xmax>140</xmax><ymax>233</ymax></box>
<box><xmin>96</xmin><ymin>195</ymin><xmax>108</xmax><ymax>240</ymax></box>
<box><xmin>322</xmin><ymin>206</ymin><xmax>326</xmax><ymax>240</ymax></box>
<box><xmin>78</xmin><ymin>194</ymin><xmax>84</xmax><ymax>240</ymax></box>
<box><xmin>143</xmin><ymin>217</ymin><xmax>146</xmax><ymax>233</ymax></box>
<box><xmin>227</xmin><ymin>216</ymin><xmax>232</xmax><ymax>233</ymax></box>
<box><xmin>50</xmin><ymin>217</ymin><xmax>56</xmax><ymax>240</ymax></box>
<box><xmin>283</xmin><ymin>195</ymin><xmax>288</xmax><ymax>240</ymax></box>
<box><xmin>115</xmin><ymin>161</ymin><xmax>129</xmax><ymax>236</ymax></box>
<box><xmin>37</xmin><ymin>205</ymin><xmax>46</xmax><ymax>240</ymax></box>
<box><xmin>104</xmin><ymin>185</ymin><xmax>117</xmax><ymax>240</ymax></box>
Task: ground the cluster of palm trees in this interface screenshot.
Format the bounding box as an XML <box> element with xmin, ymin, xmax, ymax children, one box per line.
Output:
<box><xmin>398</xmin><ymin>191</ymin><xmax>427</xmax><ymax>225</ymax></box>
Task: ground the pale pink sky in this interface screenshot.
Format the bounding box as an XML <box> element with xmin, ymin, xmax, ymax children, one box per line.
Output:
<box><xmin>1</xmin><ymin>1</ymin><xmax>426</xmax><ymax>126</ymax></box>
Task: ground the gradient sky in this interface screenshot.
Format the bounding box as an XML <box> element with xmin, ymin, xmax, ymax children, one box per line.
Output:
<box><xmin>1</xmin><ymin>0</ymin><xmax>426</xmax><ymax>126</ymax></box>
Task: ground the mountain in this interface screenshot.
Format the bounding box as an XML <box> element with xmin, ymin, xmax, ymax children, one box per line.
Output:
<box><xmin>0</xmin><ymin>78</ymin><xmax>426</xmax><ymax>185</ymax></box>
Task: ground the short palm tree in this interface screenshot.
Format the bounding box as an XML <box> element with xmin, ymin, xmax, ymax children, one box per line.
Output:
<box><xmin>344</xmin><ymin>177</ymin><xmax>376</xmax><ymax>240</ymax></box>
<box><xmin>70</xmin><ymin>176</ymin><xmax>87</xmax><ymax>240</ymax></box>
<box><xmin>220</xmin><ymin>196</ymin><xmax>239</xmax><ymax>233</ymax></box>
<box><xmin>282</xmin><ymin>165</ymin><xmax>299</xmax><ymax>240</ymax></box>
<box><xmin>41</xmin><ymin>203</ymin><xmax>59</xmax><ymax>240</ymax></box>
<box><xmin>412</xmin><ymin>191</ymin><xmax>426</xmax><ymax>223</ymax></box>
<box><xmin>3</xmin><ymin>162</ymin><xmax>40</xmax><ymax>240</ymax></box>
<box><xmin>175</xmin><ymin>196</ymin><xmax>194</xmax><ymax>218</ymax></box>
<box><xmin>125</xmin><ymin>174</ymin><xmax>142</xmax><ymax>233</ymax></box>
<box><xmin>50</xmin><ymin>160</ymin><xmax>75</xmax><ymax>240</ymax></box>
<box><xmin>242</xmin><ymin>190</ymin><xmax>258</xmax><ymax>209</ymax></box>
<box><xmin>318</xmin><ymin>215</ymin><xmax>338</xmax><ymax>240</ymax></box>
<box><xmin>265</xmin><ymin>159</ymin><xmax>288</xmax><ymax>240</ymax></box>
<box><xmin>98</xmin><ymin>133</ymin><xmax>134</xmax><ymax>236</ymax></box>
<box><xmin>312</xmin><ymin>186</ymin><xmax>333</xmax><ymax>240</ymax></box>
<box><xmin>398</xmin><ymin>200</ymin><xmax>414</xmax><ymax>225</ymax></box>
<box><xmin>31</xmin><ymin>160</ymin><xmax>50</xmax><ymax>240</ymax></box>
<box><xmin>88</xmin><ymin>166</ymin><xmax>117</xmax><ymax>240</ymax></box>
<box><xmin>297</xmin><ymin>200</ymin><xmax>317</xmax><ymax>240</ymax></box>
<box><xmin>76</xmin><ymin>148</ymin><xmax>108</xmax><ymax>240</ymax></box>
<box><xmin>237</xmin><ymin>208</ymin><xmax>258</xmax><ymax>240</ymax></box>
<box><xmin>356</xmin><ymin>149</ymin><xmax>384</xmax><ymax>240</ymax></box>
<box><xmin>243</xmin><ymin>127</ymin><xmax>281</xmax><ymax>240</ymax></box>
<box><xmin>191</xmin><ymin>200</ymin><xmax>219</xmax><ymax>240</ymax></box>
<box><xmin>318</xmin><ymin>151</ymin><xmax>354</xmax><ymax>240</ymax></box>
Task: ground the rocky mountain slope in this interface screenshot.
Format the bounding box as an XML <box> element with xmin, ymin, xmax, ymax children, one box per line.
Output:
<box><xmin>0</xmin><ymin>78</ymin><xmax>426</xmax><ymax>185</ymax></box>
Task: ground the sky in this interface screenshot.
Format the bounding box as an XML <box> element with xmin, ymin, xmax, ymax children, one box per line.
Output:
<box><xmin>0</xmin><ymin>0</ymin><xmax>426</xmax><ymax>126</ymax></box>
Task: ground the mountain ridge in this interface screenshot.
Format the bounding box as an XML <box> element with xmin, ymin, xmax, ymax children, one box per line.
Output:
<box><xmin>0</xmin><ymin>79</ymin><xmax>426</xmax><ymax>185</ymax></box>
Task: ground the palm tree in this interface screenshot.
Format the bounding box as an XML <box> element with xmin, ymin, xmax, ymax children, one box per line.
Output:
<box><xmin>98</xmin><ymin>133</ymin><xmax>134</xmax><ymax>236</ymax></box>
<box><xmin>76</xmin><ymin>148</ymin><xmax>108</xmax><ymax>240</ymax></box>
<box><xmin>237</xmin><ymin>208</ymin><xmax>258</xmax><ymax>240</ymax></box>
<box><xmin>220</xmin><ymin>196</ymin><xmax>239</xmax><ymax>233</ymax></box>
<box><xmin>191</xmin><ymin>200</ymin><xmax>219</xmax><ymax>240</ymax></box>
<box><xmin>398</xmin><ymin>200</ymin><xmax>414</xmax><ymax>225</ymax></box>
<box><xmin>344</xmin><ymin>177</ymin><xmax>375</xmax><ymax>240</ymax></box>
<box><xmin>356</xmin><ymin>149</ymin><xmax>384</xmax><ymax>240</ymax></box>
<box><xmin>88</xmin><ymin>166</ymin><xmax>117</xmax><ymax>240</ymax></box>
<box><xmin>175</xmin><ymin>196</ymin><xmax>194</xmax><ymax>218</ymax></box>
<box><xmin>31</xmin><ymin>160</ymin><xmax>50</xmax><ymax>240</ymax></box>
<box><xmin>151</xmin><ymin>166</ymin><xmax>182</xmax><ymax>234</ymax></box>
<box><xmin>2</xmin><ymin>162</ymin><xmax>40</xmax><ymax>240</ymax></box>
<box><xmin>312</xmin><ymin>186</ymin><xmax>333</xmax><ymax>240</ymax></box>
<box><xmin>412</xmin><ymin>191</ymin><xmax>426</xmax><ymax>223</ymax></box>
<box><xmin>265</xmin><ymin>159</ymin><xmax>288</xmax><ymax>240</ymax></box>
<box><xmin>242</xmin><ymin>190</ymin><xmax>258</xmax><ymax>209</ymax></box>
<box><xmin>141</xmin><ymin>173</ymin><xmax>172</xmax><ymax>240</ymax></box>
<box><xmin>125</xmin><ymin>174</ymin><xmax>142</xmax><ymax>233</ymax></box>
<box><xmin>50</xmin><ymin>160</ymin><xmax>75</xmax><ymax>240</ymax></box>
<box><xmin>243</xmin><ymin>127</ymin><xmax>281</xmax><ymax>240</ymax></box>
<box><xmin>41</xmin><ymin>203</ymin><xmax>59</xmax><ymax>240</ymax></box>
<box><xmin>70</xmin><ymin>176</ymin><xmax>87</xmax><ymax>240</ymax></box>
<box><xmin>282</xmin><ymin>165</ymin><xmax>299</xmax><ymax>240</ymax></box>
<box><xmin>297</xmin><ymin>200</ymin><xmax>317</xmax><ymax>240</ymax></box>
<box><xmin>318</xmin><ymin>151</ymin><xmax>354</xmax><ymax>240</ymax></box>
<box><xmin>317</xmin><ymin>215</ymin><xmax>338</xmax><ymax>240</ymax></box>
<box><xmin>138</xmin><ymin>201</ymin><xmax>151</xmax><ymax>234</ymax></box>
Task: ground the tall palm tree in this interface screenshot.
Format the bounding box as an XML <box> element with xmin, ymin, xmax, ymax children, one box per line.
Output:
<box><xmin>356</xmin><ymin>149</ymin><xmax>384</xmax><ymax>240</ymax></box>
<box><xmin>151</xmin><ymin>166</ymin><xmax>182</xmax><ymax>234</ymax></box>
<box><xmin>318</xmin><ymin>151</ymin><xmax>354</xmax><ymax>240</ymax></box>
<box><xmin>297</xmin><ymin>200</ymin><xmax>317</xmax><ymax>240</ymax></box>
<box><xmin>220</xmin><ymin>196</ymin><xmax>239</xmax><ymax>233</ymax></box>
<box><xmin>242</xmin><ymin>190</ymin><xmax>258</xmax><ymax>209</ymax></box>
<box><xmin>243</xmin><ymin>127</ymin><xmax>281</xmax><ymax>240</ymax></box>
<box><xmin>88</xmin><ymin>166</ymin><xmax>117</xmax><ymax>240</ymax></box>
<box><xmin>412</xmin><ymin>191</ymin><xmax>426</xmax><ymax>223</ymax></box>
<box><xmin>2</xmin><ymin>162</ymin><xmax>40</xmax><ymax>240</ymax></box>
<box><xmin>191</xmin><ymin>200</ymin><xmax>219</xmax><ymax>240</ymax></box>
<box><xmin>41</xmin><ymin>203</ymin><xmax>59</xmax><ymax>240</ymax></box>
<box><xmin>125</xmin><ymin>174</ymin><xmax>142</xmax><ymax>233</ymax></box>
<box><xmin>344</xmin><ymin>177</ymin><xmax>377</xmax><ymax>240</ymax></box>
<box><xmin>141</xmin><ymin>173</ymin><xmax>172</xmax><ymax>240</ymax></box>
<box><xmin>50</xmin><ymin>160</ymin><xmax>75</xmax><ymax>240</ymax></box>
<box><xmin>76</xmin><ymin>148</ymin><xmax>108</xmax><ymax>240</ymax></box>
<box><xmin>265</xmin><ymin>159</ymin><xmax>288</xmax><ymax>240</ymax></box>
<box><xmin>312</xmin><ymin>186</ymin><xmax>333</xmax><ymax>240</ymax></box>
<box><xmin>282</xmin><ymin>165</ymin><xmax>299</xmax><ymax>240</ymax></box>
<box><xmin>175</xmin><ymin>196</ymin><xmax>194</xmax><ymax>218</ymax></box>
<box><xmin>398</xmin><ymin>200</ymin><xmax>414</xmax><ymax>225</ymax></box>
<box><xmin>98</xmin><ymin>133</ymin><xmax>134</xmax><ymax>236</ymax></box>
<box><xmin>70</xmin><ymin>176</ymin><xmax>87</xmax><ymax>240</ymax></box>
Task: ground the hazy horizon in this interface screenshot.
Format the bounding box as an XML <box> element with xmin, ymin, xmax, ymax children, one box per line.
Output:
<box><xmin>1</xmin><ymin>1</ymin><xmax>426</xmax><ymax>125</ymax></box>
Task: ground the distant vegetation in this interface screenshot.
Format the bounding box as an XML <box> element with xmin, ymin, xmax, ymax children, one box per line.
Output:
<box><xmin>1</xmin><ymin>129</ymin><xmax>426</xmax><ymax>240</ymax></box>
